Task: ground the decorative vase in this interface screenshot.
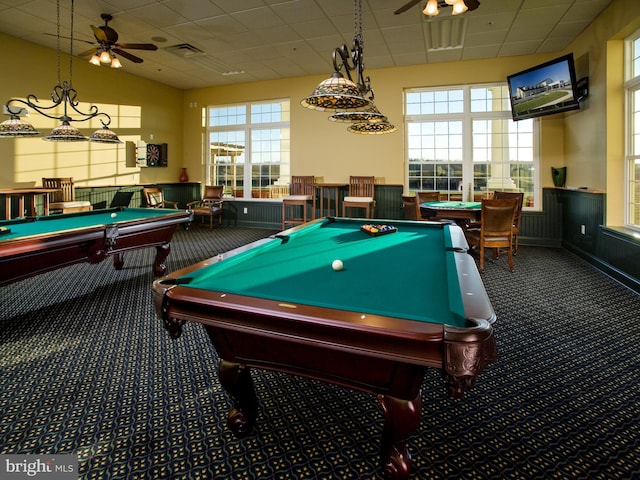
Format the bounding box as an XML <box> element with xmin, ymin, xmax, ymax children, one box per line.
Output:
<box><xmin>179</xmin><ymin>167</ymin><xmax>189</xmax><ymax>183</ymax></box>
<box><xmin>551</xmin><ymin>167</ymin><xmax>566</xmax><ymax>187</ymax></box>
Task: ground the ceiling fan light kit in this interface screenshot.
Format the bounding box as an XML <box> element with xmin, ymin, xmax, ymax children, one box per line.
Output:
<box><xmin>396</xmin><ymin>0</ymin><xmax>479</xmax><ymax>17</ymax></box>
<box><xmin>81</xmin><ymin>13</ymin><xmax>157</xmax><ymax>69</ymax></box>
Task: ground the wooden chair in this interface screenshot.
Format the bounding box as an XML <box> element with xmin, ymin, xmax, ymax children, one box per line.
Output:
<box><xmin>402</xmin><ymin>194</ymin><xmax>431</xmax><ymax>221</ymax></box>
<box><xmin>416</xmin><ymin>191</ymin><xmax>440</xmax><ymax>203</ymax></box>
<box><xmin>493</xmin><ymin>191</ymin><xmax>524</xmax><ymax>253</ymax></box>
<box><xmin>465</xmin><ymin>198</ymin><xmax>518</xmax><ymax>272</ymax></box>
<box><xmin>282</xmin><ymin>176</ymin><xmax>315</xmax><ymax>230</ymax></box>
<box><xmin>42</xmin><ymin>177</ymin><xmax>92</xmax><ymax>214</ymax></box>
<box><xmin>187</xmin><ymin>185</ymin><xmax>224</xmax><ymax>229</ymax></box>
<box><xmin>143</xmin><ymin>187</ymin><xmax>178</xmax><ymax>209</ymax></box>
<box><xmin>342</xmin><ymin>176</ymin><xmax>375</xmax><ymax>218</ymax></box>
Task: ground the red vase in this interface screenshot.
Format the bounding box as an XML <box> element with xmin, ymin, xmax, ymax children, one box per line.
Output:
<box><xmin>179</xmin><ymin>168</ymin><xmax>188</xmax><ymax>183</ymax></box>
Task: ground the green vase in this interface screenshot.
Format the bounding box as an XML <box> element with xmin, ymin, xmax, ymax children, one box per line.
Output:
<box><xmin>551</xmin><ymin>167</ymin><xmax>566</xmax><ymax>187</ymax></box>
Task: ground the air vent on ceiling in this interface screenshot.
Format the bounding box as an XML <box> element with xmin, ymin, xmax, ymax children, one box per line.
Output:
<box><xmin>423</xmin><ymin>16</ymin><xmax>468</xmax><ymax>51</ymax></box>
<box><xmin>164</xmin><ymin>43</ymin><xmax>206</xmax><ymax>58</ymax></box>
<box><xmin>163</xmin><ymin>43</ymin><xmax>243</xmax><ymax>76</ymax></box>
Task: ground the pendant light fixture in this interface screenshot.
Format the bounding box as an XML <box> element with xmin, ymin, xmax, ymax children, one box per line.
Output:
<box><xmin>301</xmin><ymin>0</ymin><xmax>395</xmax><ymax>134</ymax></box>
<box><xmin>0</xmin><ymin>0</ymin><xmax>121</xmax><ymax>143</ymax></box>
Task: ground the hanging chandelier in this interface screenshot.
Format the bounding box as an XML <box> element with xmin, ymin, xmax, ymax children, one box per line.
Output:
<box><xmin>0</xmin><ymin>0</ymin><xmax>121</xmax><ymax>143</ymax></box>
<box><xmin>300</xmin><ymin>0</ymin><xmax>395</xmax><ymax>135</ymax></box>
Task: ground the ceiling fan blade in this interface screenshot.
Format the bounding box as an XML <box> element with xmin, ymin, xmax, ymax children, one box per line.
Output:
<box><xmin>113</xmin><ymin>48</ymin><xmax>144</xmax><ymax>63</ymax></box>
<box><xmin>43</xmin><ymin>32</ymin><xmax>95</xmax><ymax>45</ymax></box>
<box><xmin>394</xmin><ymin>0</ymin><xmax>423</xmax><ymax>14</ymax></box>
<box><xmin>464</xmin><ymin>0</ymin><xmax>480</xmax><ymax>11</ymax></box>
<box><xmin>91</xmin><ymin>24</ymin><xmax>109</xmax><ymax>43</ymax></box>
<box><xmin>116</xmin><ymin>43</ymin><xmax>158</xmax><ymax>51</ymax></box>
<box><xmin>78</xmin><ymin>48</ymin><xmax>98</xmax><ymax>57</ymax></box>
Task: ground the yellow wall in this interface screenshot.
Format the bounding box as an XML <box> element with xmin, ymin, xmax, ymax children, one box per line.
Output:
<box><xmin>0</xmin><ymin>33</ymin><xmax>183</xmax><ymax>187</ymax></box>
<box><xmin>184</xmin><ymin>54</ymin><xmax>562</xmax><ymax>187</ymax></box>
<box><xmin>560</xmin><ymin>0</ymin><xmax>640</xmax><ymax>224</ymax></box>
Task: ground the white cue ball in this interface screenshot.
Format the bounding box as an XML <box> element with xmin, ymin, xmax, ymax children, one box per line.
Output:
<box><xmin>332</xmin><ymin>259</ymin><xmax>343</xmax><ymax>271</ymax></box>
<box><xmin>111</xmin><ymin>212</ymin><xmax>117</xmax><ymax>218</ymax></box>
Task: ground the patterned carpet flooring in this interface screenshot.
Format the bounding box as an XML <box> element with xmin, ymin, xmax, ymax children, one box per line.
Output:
<box><xmin>1</xmin><ymin>226</ymin><xmax>639</xmax><ymax>479</ymax></box>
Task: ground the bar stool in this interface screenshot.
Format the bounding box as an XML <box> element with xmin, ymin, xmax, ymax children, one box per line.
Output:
<box><xmin>282</xmin><ymin>176</ymin><xmax>315</xmax><ymax>230</ymax></box>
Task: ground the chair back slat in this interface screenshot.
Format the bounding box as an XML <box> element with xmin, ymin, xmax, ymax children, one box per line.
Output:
<box><xmin>348</xmin><ymin>176</ymin><xmax>374</xmax><ymax>197</ymax></box>
<box><xmin>290</xmin><ymin>176</ymin><xmax>315</xmax><ymax>196</ymax></box>
<box><xmin>43</xmin><ymin>177</ymin><xmax>75</xmax><ymax>202</ymax></box>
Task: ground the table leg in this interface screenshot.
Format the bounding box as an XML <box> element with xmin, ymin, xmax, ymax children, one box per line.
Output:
<box><xmin>42</xmin><ymin>194</ymin><xmax>50</xmax><ymax>216</ymax></box>
<box><xmin>377</xmin><ymin>392</ymin><xmax>422</xmax><ymax>480</ymax></box>
<box><xmin>218</xmin><ymin>360</ymin><xmax>258</xmax><ymax>437</ymax></box>
<box><xmin>152</xmin><ymin>243</ymin><xmax>171</xmax><ymax>276</ymax></box>
<box><xmin>27</xmin><ymin>194</ymin><xmax>37</xmax><ymax>216</ymax></box>
<box><xmin>113</xmin><ymin>252</ymin><xmax>125</xmax><ymax>270</ymax></box>
<box><xmin>4</xmin><ymin>196</ymin><xmax>11</xmax><ymax>220</ymax></box>
<box><xmin>17</xmin><ymin>195</ymin><xmax>25</xmax><ymax>218</ymax></box>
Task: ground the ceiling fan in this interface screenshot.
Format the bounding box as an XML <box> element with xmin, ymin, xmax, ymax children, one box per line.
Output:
<box><xmin>76</xmin><ymin>14</ymin><xmax>158</xmax><ymax>67</ymax></box>
<box><xmin>394</xmin><ymin>0</ymin><xmax>480</xmax><ymax>16</ymax></box>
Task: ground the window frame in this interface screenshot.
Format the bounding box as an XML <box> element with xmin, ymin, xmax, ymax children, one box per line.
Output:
<box><xmin>404</xmin><ymin>83</ymin><xmax>540</xmax><ymax>209</ymax></box>
<box><xmin>206</xmin><ymin>99</ymin><xmax>291</xmax><ymax>200</ymax></box>
<box><xmin>624</xmin><ymin>29</ymin><xmax>640</xmax><ymax>230</ymax></box>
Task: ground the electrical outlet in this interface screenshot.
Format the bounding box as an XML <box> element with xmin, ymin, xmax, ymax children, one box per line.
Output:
<box><xmin>580</xmin><ymin>225</ymin><xmax>586</xmax><ymax>235</ymax></box>
<box><xmin>243</xmin><ymin>208</ymin><xmax>248</xmax><ymax>214</ymax></box>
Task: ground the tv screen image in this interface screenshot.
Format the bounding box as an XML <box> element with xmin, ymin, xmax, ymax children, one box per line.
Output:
<box><xmin>507</xmin><ymin>53</ymin><xmax>581</xmax><ymax>121</ymax></box>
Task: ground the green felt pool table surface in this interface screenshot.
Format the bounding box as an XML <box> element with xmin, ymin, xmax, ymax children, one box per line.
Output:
<box><xmin>173</xmin><ymin>217</ymin><xmax>483</xmax><ymax>328</ymax></box>
<box><xmin>0</xmin><ymin>207</ymin><xmax>184</xmax><ymax>240</ymax></box>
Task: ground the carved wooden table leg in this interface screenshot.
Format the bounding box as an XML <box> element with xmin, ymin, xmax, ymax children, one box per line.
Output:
<box><xmin>378</xmin><ymin>392</ymin><xmax>422</xmax><ymax>480</ymax></box>
<box><xmin>153</xmin><ymin>243</ymin><xmax>171</xmax><ymax>276</ymax></box>
<box><xmin>113</xmin><ymin>252</ymin><xmax>125</xmax><ymax>270</ymax></box>
<box><xmin>218</xmin><ymin>360</ymin><xmax>258</xmax><ymax>438</ymax></box>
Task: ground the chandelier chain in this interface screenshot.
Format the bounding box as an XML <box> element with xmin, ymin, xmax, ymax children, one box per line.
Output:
<box><xmin>56</xmin><ymin>0</ymin><xmax>61</xmax><ymax>85</ymax></box>
<box><xmin>70</xmin><ymin>0</ymin><xmax>74</xmax><ymax>85</ymax></box>
<box><xmin>354</xmin><ymin>0</ymin><xmax>363</xmax><ymax>47</ymax></box>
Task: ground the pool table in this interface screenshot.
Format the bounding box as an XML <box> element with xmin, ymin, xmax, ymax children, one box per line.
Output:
<box><xmin>0</xmin><ymin>207</ymin><xmax>192</xmax><ymax>286</ymax></box>
<box><xmin>153</xmin><ymin>217</ymin><xmax>497</xmax><ymax>480</ymax></box>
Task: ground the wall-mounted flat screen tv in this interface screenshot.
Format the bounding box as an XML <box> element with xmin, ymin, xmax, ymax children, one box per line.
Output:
<box><xmin>507</xmin><ymin>53</ymin><xmax>582</xmax><ymax>121</ymax></box>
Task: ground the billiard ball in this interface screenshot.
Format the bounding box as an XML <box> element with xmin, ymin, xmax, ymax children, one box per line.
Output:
<box><xmin>110</xmin><ymin>212</ymin><xmax>117</xmax><ymax>218</ymax></box>
<box><xmin>332</xmin><ymin>259</ymin><xmax>343</xmax><ymax>271</ymax></box>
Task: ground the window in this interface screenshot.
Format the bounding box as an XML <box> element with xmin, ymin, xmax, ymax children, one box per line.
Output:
<box><xmin>625</xmin><ymin>30</ymin><xmax>640</xmax><ymax>229</ymax></box>
<box><xmin>206</xmin><ymin>100</ymin><xmax>290</xmax><ymax>199</ymax></box>
<box><xmin>405</xmin><ymin>85</ymin><xmax>538</xmax><ymax>208</ymax></box>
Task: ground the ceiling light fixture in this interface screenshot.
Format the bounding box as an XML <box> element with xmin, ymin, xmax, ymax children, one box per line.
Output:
<box><xmin>300</xmin><ymin>0</ymin><xmax>395</xmax><ymax>134</ymax></box>
<box><xmin>423</xmin><ymin>0</ymin><xmax>479</xmax><ymax>17</ymax></box>
<box><xmin>0</xmin><ymin>0</ymin><xmax>121</xmax><ymax>143</ymax></box>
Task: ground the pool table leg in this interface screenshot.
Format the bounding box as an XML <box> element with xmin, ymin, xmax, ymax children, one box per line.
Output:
<box><xmin>218</xmin><ymin>360</ymin><xmax>258</xmax><ymax>438</ymax></box>
<box><xmin>152</xmin><ymin>243</ymin><xmax>171</xmax><ymax>276</ymax></box>
<box><xmin>378</xmin><ymin>392</ymin><xmax>422</xmax><ymax>480</ymax></box>
<box><xmin>113</xmin><ymin>252</ymin><xmax>125</xmax><ymax>270</ymax></box>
